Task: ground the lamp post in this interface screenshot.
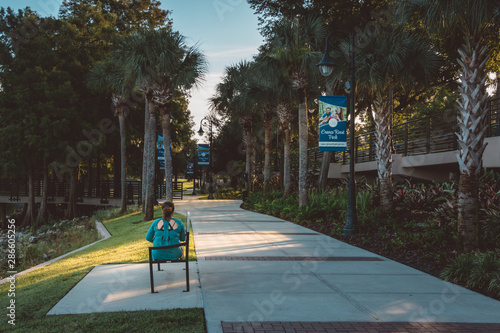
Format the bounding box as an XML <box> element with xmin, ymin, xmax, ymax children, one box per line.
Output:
<box><xmin>198</xmin><ymin>117</ymin><xmax>214</xmax><ymax>200</ymax></box>
<box><xmin>316</xmin><ymin>33</ymin><xmax>357</xmax><ymax>236</ymax></box>
<box><xmin>187</xmin><ymin>150</ymin><xmax>197</xmax><ymax>195</ymax></box>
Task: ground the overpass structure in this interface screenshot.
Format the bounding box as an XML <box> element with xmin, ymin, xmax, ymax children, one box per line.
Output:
<box><xmin>310</xmin><ymin>97</ymin><xmax>500</xmax><ymax>182</ymax></box>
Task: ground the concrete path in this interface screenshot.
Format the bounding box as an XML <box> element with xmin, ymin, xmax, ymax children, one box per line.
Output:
<box><xmin>173</xmin><ymin>197</ymin><xmax>500</xmax><ymax>333</ymax></box>
<box><xmin>44</xmin><ymin>195</ymin><xmax>500</xmax><ymax>332</ymax></box>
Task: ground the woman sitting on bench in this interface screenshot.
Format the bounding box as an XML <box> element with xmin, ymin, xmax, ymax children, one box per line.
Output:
<box><xmin>146</xmin><ymin>201</ymin><xmax>186</xmax><ymax>261</ymax></box>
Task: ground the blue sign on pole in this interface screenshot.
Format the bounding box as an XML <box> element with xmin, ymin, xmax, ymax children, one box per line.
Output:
<box><xmin>158</xmin><ymin>134</ymin><xmax>165</xmax><ymax>161</ymax></box>
<box><xmin>187</xmin><ymin>161</ymin><xmax>194</xmax><ymax>174</ymax></box>
<box><xmin>318</xmin><ymin>95</ymin><xmax>348</xmax><ymax>151</ymax></box>
<box><xmin>198</xmin><ymin>144</ymin><xmax>210</xmax><ymax>166</ymax></box>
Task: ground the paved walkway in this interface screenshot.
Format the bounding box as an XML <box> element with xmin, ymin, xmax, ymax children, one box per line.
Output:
<box><xmin>173</xmin><ymin>197</ymin><xmax>500</xmax><ymax>333</ymax></box>
<box><xmin>46</xmin><ymin>195</ymin><xmax>500</xmax><ymax>332</ymax></box>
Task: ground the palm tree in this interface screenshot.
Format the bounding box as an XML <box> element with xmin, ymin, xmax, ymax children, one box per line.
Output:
<box><xmin>87</xmin><ymin>59</ymin><xmax>131</xmax><ymax>214</ymax></box>
<box><xmin>397</xmin><ymin>0</ymin><xmax>500</xmax><ymax>250</ymax></box>
<box><xmin>115</xmin><ymin>29</ymin><xmax>206</xmax><ymax>218</ymax></box>
<box><xmin>358</xmin><ymin>29</ymin><xmax>440</xmax><ymax>213</ymax></box>
<box><xmin>244</xmin><ymin>61</ymin><xmax>278</xmax><ymax>193</ymax></box>
<box><xmin>264</xmin><ymin>16</ymin><xmax>326</xmax><ymax>206</ymax></box>
<box><xmin>253</xmin><ymin>52</ymin><xmax>297</xmax><ymax>195</ymax></box>
<box><xmin>276</xmin><ymin>100</ymin><xmax>295</xmax><ymax>195</ymax></box>
<box><xmin>211</xmin><ymin>61</ymin><xmax>257</xmax><ymax>190</ymax></box>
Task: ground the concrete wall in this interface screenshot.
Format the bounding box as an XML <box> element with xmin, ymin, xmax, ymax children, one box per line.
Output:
<box><xmin>328</xmin><ymin>137</ymin><xmax>499</xmax><ymax>181</ymax></box>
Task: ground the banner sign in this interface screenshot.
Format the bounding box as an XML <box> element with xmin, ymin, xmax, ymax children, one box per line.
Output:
<box><xmin>187</xmin><ymin>161</ymin><xmax>194</xmax><ymax>174</ymax></box>
<box><xmin>158</xmin><ymin>134</ymin><xmax>164</xmax><ymax>161</ymax></box>
<box><xmin>198</xmin><ymin>144</ymin><xmax>210</xmax><ymax>166</ymax></box>
<box><xmin>318</xmin><ymin>95</ymin><xmax>348</xmax><ymax>151</ymax></box>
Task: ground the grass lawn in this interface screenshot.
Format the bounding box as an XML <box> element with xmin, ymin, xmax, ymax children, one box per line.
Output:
<box><xmin>0</xmin><ymin>208</ymin><xmax>205</xmax><ymax>332</ymax></box>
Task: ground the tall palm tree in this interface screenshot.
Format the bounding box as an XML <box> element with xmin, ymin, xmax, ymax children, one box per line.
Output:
<box><xmin>264</xmin><ymin>16</ymin><xmax>326</xmax><ymax>206</ymax></box>
<box><xmin>358</xmin><ymin>29</ymin><xmax>440</xmax><ymax>213</ymax></box>
<box><xmin>276</xmin><ymin>100</ymin><xmax>295</xmax><ymax>195</ymax></box>
<box><xmin>244</xmin><ymin>62</ymin><xmax>278</xmax><ymax>193</ymax></box>
<box><xmin>211</xmin><ymin>61</ymin><xmax>257</xmax><ymax>190</ymax></box>
<box><xmin>115</xmin><ymin>29</ymin><xmax>206</xmax><ymax>218</ymax></box>
<box><xmin>397</xmin><ymin>0</ymin><xmax>500</xmax><ymax>250</ymax></box>
<box><xmin>87</xmin><ymin>59</ymin><xmax>131</xmax><ymax>214</ymax></box>
<box><xmin>253</xmin><ymin>52</ymin><xmax>297</xmax><ymax>195</ymax></box>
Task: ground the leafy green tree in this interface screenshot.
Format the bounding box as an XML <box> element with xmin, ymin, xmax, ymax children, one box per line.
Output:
<box><xmin>0</xmin><ymin>9</ymin><xmax>77</xmax><ymax>227</ymax></box>
<box><xmin>397</xmin><ymin>0</ymin><xmax>500</xmax><ymax>250</ymax></box>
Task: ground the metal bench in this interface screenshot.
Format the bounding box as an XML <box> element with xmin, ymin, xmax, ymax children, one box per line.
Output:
<box><xmin>148</xmin><ymin>212</ymin><xmax>191</xmax><ymax>293</ymax></box>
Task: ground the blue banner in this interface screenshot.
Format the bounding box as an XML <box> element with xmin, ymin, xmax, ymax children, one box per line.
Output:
<box><xmin>158</xmin><ymin>134</ymin><xmax>164</xmax><ymax>161</ymax></box>
<box><xmin>187</xmin><ymin>161</ymin><xmax>194</xmax><ymax>174</ymax></box>
<box><xmin>198</xmin><ymin>144</ymin><xmax>210</xmax><ymax>166</ymax></box>
<box><xmin>318</xmin><ymin>96</ymin><xmax>348</xmax><ymax>151</ymax></box>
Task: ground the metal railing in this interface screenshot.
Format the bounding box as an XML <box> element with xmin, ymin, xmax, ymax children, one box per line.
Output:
<box><xmin>0</xmin><ymin>179</ymin><xmax>142</xmax><ymax>204</ymax></box>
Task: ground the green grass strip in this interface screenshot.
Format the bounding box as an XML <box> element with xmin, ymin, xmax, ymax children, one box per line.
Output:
<box><xmin>0</xmin><ymin>208</ymin><xmax>204</xmax><ymax>332</ymax></box>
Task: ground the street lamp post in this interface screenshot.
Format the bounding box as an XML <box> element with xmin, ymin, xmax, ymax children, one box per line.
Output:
<box><xmin>188</xmin><ymin>149</ymin><xmax>197</xmax><ymax>195</ymax></box>
<box><xmin>316</xmin><ymin>33</ymin><xmax>357</xmax><ymax>236</ymax></box>
<box><xmin>198</xmin><ymin>117</ymin><xmax>214</xmax><ymax>200</ymax></box>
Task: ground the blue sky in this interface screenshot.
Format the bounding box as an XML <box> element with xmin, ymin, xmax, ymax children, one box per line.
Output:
<box><xmin>1</xmin><ymin>0</ymin><xmax>263</xmax><ymax>135</ymax></box>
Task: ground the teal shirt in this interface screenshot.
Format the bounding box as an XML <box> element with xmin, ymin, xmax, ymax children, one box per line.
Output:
<box><xmin>146</xmin><ymin>217</ymin><xmax>186</xmax><ymax>260</ymax></box>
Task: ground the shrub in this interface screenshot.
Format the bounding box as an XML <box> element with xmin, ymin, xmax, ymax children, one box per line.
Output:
<box><xmin>215</xmin><ymin>187</ymin><xmax>242</xmax><ymax>199</ymax></box>
<box><xmin>441</xmin><ymin>250</ymin><xmax>500</xmax><ymax>299</ymax></box>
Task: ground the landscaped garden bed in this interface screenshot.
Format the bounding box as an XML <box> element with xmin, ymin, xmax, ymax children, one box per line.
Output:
<box><xmin>242</xmin><ymin>171</ymin><xmax>500</xmax><ymax>301</ymax></box>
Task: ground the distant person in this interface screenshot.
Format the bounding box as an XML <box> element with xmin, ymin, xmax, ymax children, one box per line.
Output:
<box><xmin>333</xmin><ymin>107</ymin><xmax>344</xmax><ymax>121</ymax></box>
<box><xmin>320</xmin><ymin>107</ymin><xmax>333</xmax><ymax>124</ymax></box>
<box><xmin>146</xmin><ymin>201</ymin><xmax>186</xmax><ymax>260</ymax></box>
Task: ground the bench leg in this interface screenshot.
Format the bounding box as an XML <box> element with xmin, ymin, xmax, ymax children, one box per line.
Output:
<box><xmin>149</xmin><ymin>260</ymin><xmax>157</xmax><ymax>293</ymax></box>
<box><xmin>184</xmin><ymin>259</ymin><xmax>190</xmax><ymax>292</ymax></box>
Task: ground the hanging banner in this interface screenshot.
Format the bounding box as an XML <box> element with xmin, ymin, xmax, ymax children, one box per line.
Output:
<box><xmin>318</xmin><ymin>95</ymin><xmax>348</xmax><ymax>151</ymax></box>
<box><xmin>158</xmin><ymin>134</ymin><xmax>164</xmax><ymax>161</ymax></box>
<box><xmin>187</xmin><ymin>161</ymin><xmax>194</xmax><ymax>174</ymax></box>
<box><xmin>198</xmin><ymin>144</ymin><xmax>210</xmax><ymax>166</ymax></box>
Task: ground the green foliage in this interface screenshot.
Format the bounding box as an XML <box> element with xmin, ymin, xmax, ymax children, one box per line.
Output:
<box><xmin>215</xmin><ymin>187</ymin><xmax>242</xmax><ymax>200</ymax></box>
<box><xmin>0</xmin><ymin>207</ymin><xmax>203</xmax><ymax>332</ymax></box>
<box><xmin>243</xmin><ymin>182</ymin><xmax>377</xmax><ymax>237</ymax></box>
<box><xmin>441</xmin><ymin>251</ymin><xmax>500</xmax><ymax>299</ymax></box>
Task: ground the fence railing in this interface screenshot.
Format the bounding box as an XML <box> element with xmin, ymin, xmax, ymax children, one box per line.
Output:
<box><xmin>0</xmin><ymin>179</ymin><xmax>142</xmax><ymax>204</ymax></box>
<box><xmin>311</xmin><ymin>97</ymin><xmax>500</xmax><ymax>165</ymax></box>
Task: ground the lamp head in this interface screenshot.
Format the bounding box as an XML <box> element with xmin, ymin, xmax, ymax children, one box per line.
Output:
<box><xmin>197</xmin><ymin>124</ymin><xmax>204</xmax><ymax>137</ymax></box>
<box><xmin>316</xmin><ymin>51</ymin><xmax>335</xmax><ymax>77</ymax></box>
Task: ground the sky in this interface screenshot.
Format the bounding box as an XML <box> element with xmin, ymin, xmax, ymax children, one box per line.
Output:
<box><xmin>1</xmin><ymin>0</ymin><xmax>264</xmax><ymax>140</ymax></box>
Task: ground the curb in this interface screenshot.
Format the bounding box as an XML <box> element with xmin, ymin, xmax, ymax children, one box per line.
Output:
<box><xmin>0</xmin><ymin>221</ymin><xmax>112</xmax><ymax>285</ymax></box>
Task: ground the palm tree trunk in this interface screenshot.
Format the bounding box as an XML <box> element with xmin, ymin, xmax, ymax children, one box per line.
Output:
<box><xmin>456</xmin><ymin>40</ymin><xmax>490</xmax><ymax>250</ymax></box>
<box><xmin>65</xmin><ymin>167</ymin><xmax>78</xmax><ymax>220</ymax></box>
<box><xmin>22</xmin><ymin>169</ymin><xmax>36</xmax><ymax>228</ymax></box>
<box><xmin>118</xmin><ymin>109</ymin><xmax>127</xmax><ymax>214</ymax></box>
<box><xmin>298</xmin><ymin>91</ymin><xmax>309</xmax><ymax>207</ymax></box>
<box><xmin>144</xmin><ymin>101</ymin><xmax>157</xmax><ymax>221</ymax></box>
<box><xmin>373</xmin><ymin>92</ymin><xmax>393</xmax><ymax>213</ymax></box>
<box><xmin>36</xmin><ymin>157</ymin><xmax>49</xmax><ymax>227</ymax></box>
<box><xmin>283</xmin><ymin>126</ymin><xmax>291</xmax><ymax>196</ymax></box>
<box><xmin>161</xmin><ymin>108</ymin><xmax>173</xmax><ymax>202</ymax></box>
<box><xmin>244</xmin><ymin>126</ymin><xmax>253</xmax><ymax>190</ymax></box>
<box><xmin>263</xmin><ymin>119</ymin><xmax>272</xmax><ymax>193</ymax></box>
<box><xmin>142</xmin><ymin>94</ymin><xmax>150</xmax><ymax>212</ymax></box>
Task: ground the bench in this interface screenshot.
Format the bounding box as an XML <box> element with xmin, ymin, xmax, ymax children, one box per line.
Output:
<box><xmin>173</xmin><ymin>182</ymin><xmax>183</xmax><ymax>200</ymax></box>
<box><xmin>148</xmin><ymin>212</ymin><xmax>191</xmax><ymax>293</ymax></box>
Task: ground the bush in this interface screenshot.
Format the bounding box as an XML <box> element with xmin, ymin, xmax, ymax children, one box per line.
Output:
<box><xmin>441</xmin><ymin>250</ymin><xmax>500</xmax><ymax>299</ymax></box>
<box><xmin>215</xmin><ymin>187</ymin><xmax>242</xmax><ymax>199</ymax></box>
